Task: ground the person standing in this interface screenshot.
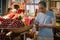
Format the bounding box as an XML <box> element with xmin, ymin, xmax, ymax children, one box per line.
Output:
<box><xmin>35</xmin><ymin>1</ymin><xmax>56</xmax><ymax>40</ymax></box>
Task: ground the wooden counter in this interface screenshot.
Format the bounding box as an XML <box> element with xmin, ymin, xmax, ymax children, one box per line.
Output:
<box><xmin>8</xmin><ymin>25</ymin><xmax>33</xmax><ymax>33</ymax></box>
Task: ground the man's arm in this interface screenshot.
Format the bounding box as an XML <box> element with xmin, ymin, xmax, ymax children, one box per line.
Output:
<box><xmin>44</xmin><ymin>11</ymin><xmax>56</xmax><ymax>28</ymax></box>
<box><xmin>38</xmin><ymin>19</ymin><xmax>56</xmax><ymax>28</ymax></box>
<box><xmin>39</xmin><ymin>12</ymin><xmax>56</xmax><ymax>28</ymax></box>
<box><xmin>44</xmin><ymin>20</ymin><xmax>56</xmax><ymax>28</ymax></box>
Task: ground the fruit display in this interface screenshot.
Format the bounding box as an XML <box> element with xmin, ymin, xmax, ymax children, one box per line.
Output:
<box><xmin>8</xmin><ymin>19</ymin><xmax>25</xmax><ymax>28</ymax></box>
<box><xmin>0</xmin><ymin>19</ymin><xmax>13</xmax><ymax>28</ymax></box>
<box><xmin>0</xmin><ymin>18</ymin><xmax>25</xmax><ymax>28</ymax></box>
<box><xmin>0</xmin><ymin>15</ymin><xmax>35</xmax><ymax>28</ymax></box>
<box><xmin>56</xmin><ymin>22</ymin><xmax>60</xmax><ymax>26</ymax></box>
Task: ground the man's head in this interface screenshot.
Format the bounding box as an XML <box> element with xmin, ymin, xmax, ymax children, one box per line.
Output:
<box><xmin>14</xmin><ymin>5</ymin><xmax>19</xmax><ymax>10</ymax></box>
<box><xmin>38</xmin><ymin>1</ymin><xmax>46</xmax><ymax>13</ymax></box>
<box><xmin>7</xmin><ymin>8</ymin><xmax>12</xmax><ymax>12</ymax></box>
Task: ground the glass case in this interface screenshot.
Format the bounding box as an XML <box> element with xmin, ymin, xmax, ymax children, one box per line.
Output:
<box><xmin>35</xmin><ymin>0</ymin><xmax>40</xmax><ymax>3</ymax></box>
<box><xmin>25</xmin><ymin>0</ymin><xmax>40</xmax><ymax>15</ymax></box>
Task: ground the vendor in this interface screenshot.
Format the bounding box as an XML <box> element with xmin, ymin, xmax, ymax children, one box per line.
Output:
<box><xmin>7</xmin><ymin>8</ymin><xmax>12</xmax><ymax>14</ymax></box>
<box><xmin>35</xmin><ymin>1</ymin><xmax>56</xmax><ymax>40</ymax></box>
<box><xmin>14</xmin><ymin>5</ymin><xmax>25</xmax><ymax>14</ymax></box>
<box><xmin>3</xmin><ymin>7</ymin><xmax>17</xmax><ymax>19</ymax></box>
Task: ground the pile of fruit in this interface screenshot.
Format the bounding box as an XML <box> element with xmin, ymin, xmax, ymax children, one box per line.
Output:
<box><xmin>56</xmin><ymin>22</ymin><xmax>60</xmax><ymax>26</ymax></box>
<box><xmin>0</xmin><ymin>19</ymin><xmax>25</xmax><ymax>28</ymax></box>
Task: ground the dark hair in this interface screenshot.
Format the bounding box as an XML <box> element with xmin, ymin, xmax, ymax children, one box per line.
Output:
<box><xmin>39</xmin><ymin>1</ymin><xmax>46</xmax><ymax>7</ymax></box>
<box><xmin>7</xmin><ymin>8</ymin><xmax>12</xmax><ymax>12</ymax></box>
<box><xmin>49</xmin><ymin>9</ymin><xmax>53</xmax><ymax>11</ymax></box>
<box><xmin>14</xmin><ymin>5</ymin><xmax>19</xmax><ymax>10</ymax></box>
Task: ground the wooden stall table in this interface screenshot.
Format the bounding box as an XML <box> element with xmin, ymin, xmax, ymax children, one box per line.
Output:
<box><xmin>8</xmin><ymin>25</ymin><xmax>32</xmax><ymax>33</ymax></box>
<box><xmin>0</xmin><ymin>25</ymin><xmax>33</xmax><ymax>40</ymax></box>
<box><xmin>7</xmin><ymin>25</ymin><xmax>33</xmax><ymax>40</ymax></box>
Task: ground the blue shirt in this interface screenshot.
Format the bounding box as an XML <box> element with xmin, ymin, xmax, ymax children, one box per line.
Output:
<box><xmin>35</xmin><ymin>11</ymin><xmax>56</xmax><ymax>37</ymax></box>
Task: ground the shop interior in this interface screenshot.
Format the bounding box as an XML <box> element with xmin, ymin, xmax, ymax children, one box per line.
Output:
<box><xmin>0</xmin><ymin>0</ymin><xmax>60</xmax><ymax>40</ymax></box>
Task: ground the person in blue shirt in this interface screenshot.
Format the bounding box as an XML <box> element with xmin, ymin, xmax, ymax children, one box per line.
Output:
<box><xmin>35</xmin><ymin>1</ymin><xmax>56</xmax><ymax>40</ymax></box>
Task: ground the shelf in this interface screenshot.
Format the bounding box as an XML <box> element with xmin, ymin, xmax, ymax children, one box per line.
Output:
<box><xmin>56</xmin><ymin>26</ymin><xmax>60</xmax><ymax>28</ymax></box>
<box><xmin>56</xmin><ymin>19</ymin><xmax>60</xmax><ymax>22</ymax></box>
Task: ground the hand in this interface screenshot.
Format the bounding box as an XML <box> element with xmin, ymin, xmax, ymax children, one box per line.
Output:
<box><xmin>39</xmin><ymin>23</ymin><xmax>44</xmax><ymax>27</ymax></box>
